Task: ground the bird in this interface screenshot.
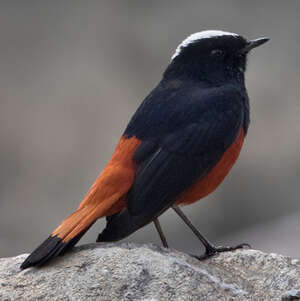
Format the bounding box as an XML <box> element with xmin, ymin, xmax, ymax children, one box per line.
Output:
<box><xmin>20</xmin><ymin>30</ymin><xmax>269</xmax><ymax>269</ymax></box>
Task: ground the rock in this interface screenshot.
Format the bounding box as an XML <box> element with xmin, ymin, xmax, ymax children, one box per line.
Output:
<box><xmin>1</xmin><ymin>243</ymin><xmax>300</xmax><ymax>301</ymax></box>
<box><xmin>282</xmin><ymin>290</ymin><xmax>300</xmax><ymax>301</ymax></box>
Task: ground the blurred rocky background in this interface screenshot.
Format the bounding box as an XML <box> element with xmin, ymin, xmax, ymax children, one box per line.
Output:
<box><xmin>1</xmin><ymin>1</ymin><xmax>300</xmax><ymax>258</ymax></box>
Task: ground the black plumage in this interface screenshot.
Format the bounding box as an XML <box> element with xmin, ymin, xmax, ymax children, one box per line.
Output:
<box><xmin>21</xmin><ymin>31</ymin><xmax>269</xmax><ymax>269</ymax></box>
<box><xmin>98</xmin><ymin>33</ymin><xmax>256</xmax><ymax>242</ymax></box>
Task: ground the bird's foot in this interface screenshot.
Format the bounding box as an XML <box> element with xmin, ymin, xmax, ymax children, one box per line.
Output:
<box><xmin>192</xmin><ymin>243</ymin><xmax>251</xmax><ymax>260</ymax></box>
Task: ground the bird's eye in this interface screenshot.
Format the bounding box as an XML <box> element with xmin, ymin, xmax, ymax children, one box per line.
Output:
<box><xmin>211</xmin><ymin>49</ymin><xmax>224</xmax><ymax>57</ymax></box>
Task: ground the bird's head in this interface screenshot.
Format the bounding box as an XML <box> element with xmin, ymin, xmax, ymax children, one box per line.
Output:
<box><xmin>165</xmin><ymin>30</ymin><xmax>269</xmax><ymax>84</ymax></box>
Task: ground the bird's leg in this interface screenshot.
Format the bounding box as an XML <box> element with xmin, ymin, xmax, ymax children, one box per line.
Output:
<box><xmin>153</xmin><ymin>218</ymin><xmax>169</xmax><ymax>248</ymax></box>
<box><xmin>172</xmin><ymin>205</ymin><xmax>250</xmax><ymax>260</ymax></box>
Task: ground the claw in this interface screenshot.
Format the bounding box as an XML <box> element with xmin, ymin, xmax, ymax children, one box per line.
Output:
<box><xmin>192</xmin><ymin>242</ymin><xmax>251</xmax><ymax>260</ymax></box>
<box><xmin>234</xmin><ymin>243</ymin><xmax>251</xmax><ymax>249</ymax></box>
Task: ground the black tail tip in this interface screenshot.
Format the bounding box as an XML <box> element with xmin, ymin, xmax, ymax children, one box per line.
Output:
<box><xmin>20</xmin><ymin>235</ymin><xmax>67</xmax><ymax>270</ymax></box>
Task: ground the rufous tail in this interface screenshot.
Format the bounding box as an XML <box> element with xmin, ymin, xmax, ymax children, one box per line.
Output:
<box><xmin>20</xmin><ymin>136</ymin><xmax>139</xmax><ymax>269</ymax></box>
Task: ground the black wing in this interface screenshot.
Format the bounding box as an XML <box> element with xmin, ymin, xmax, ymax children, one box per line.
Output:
<box><xmin>97</xmin><ymin>84</ymin><xmax>245</xmax><ymax>242</ymax></box>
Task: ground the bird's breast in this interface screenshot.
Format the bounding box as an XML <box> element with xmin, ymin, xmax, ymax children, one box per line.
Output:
<box><xmin>176</xmin><ymin>127</ymin><xmax>245</xmax><ymax>205</ymax></box>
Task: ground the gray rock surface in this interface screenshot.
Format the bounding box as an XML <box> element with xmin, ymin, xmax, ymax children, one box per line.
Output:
<box><xmin>1</xmin><ymin>243</ymin><xmax>300</xmax><ymax>301</ymax></box>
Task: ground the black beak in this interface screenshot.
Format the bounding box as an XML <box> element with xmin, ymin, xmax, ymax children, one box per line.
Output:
<box><xmin>243</xmin><ymin>37</ymin><xmax>270</xmax><ymax>53</ymax></box>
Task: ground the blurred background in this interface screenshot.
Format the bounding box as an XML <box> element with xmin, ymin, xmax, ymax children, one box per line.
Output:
<box><xmin>1</xmin><ymin>0</ymin><xmax>300</xmax><ymax>259</ymax></box>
